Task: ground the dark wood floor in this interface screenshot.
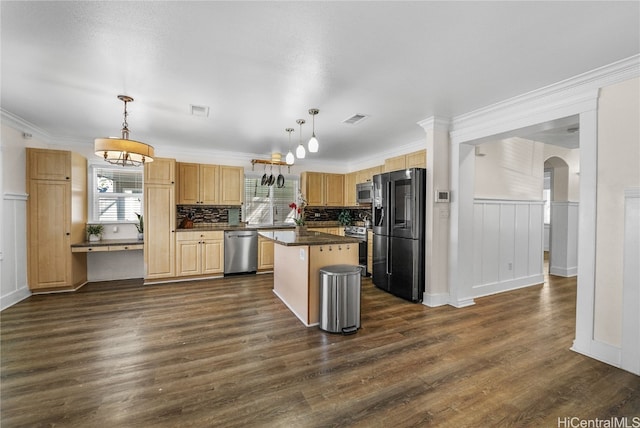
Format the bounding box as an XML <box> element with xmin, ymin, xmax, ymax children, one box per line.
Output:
<box><xmin>1</xmin><ymin>271</ymin><xmax>638</xmax><ymax>427</ymax></box>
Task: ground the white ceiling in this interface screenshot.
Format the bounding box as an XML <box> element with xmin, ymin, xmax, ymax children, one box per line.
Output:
<box><xmin>2</xmin><ymin>1</ymin><xmax>638</xmax><ymax>166</ymax></box>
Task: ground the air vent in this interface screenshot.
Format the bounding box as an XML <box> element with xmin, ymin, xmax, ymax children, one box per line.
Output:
<box><xmin>190</xmin><ymin>104</ymin><xmax>210</xmax><ymax>117</ymax></box>
<box><xmin>342</xmin><ymin>113</ymin><xmax>369</xmax><ymax>125</ymax></box>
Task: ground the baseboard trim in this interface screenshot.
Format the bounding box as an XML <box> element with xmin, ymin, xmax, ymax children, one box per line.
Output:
<box><xmin>549</xmin><ymin>266</ymin><xmax>578</xmax><ymax>277</ymax></box>
<box><xmin>422</xmin><ymin>292</ymin><xmax>450</xmax><ymax>307</ymax></box>
<box><xmin>0</xmin><ymin>287</ymin><xmax>31</xmax><ymax>311</ymax></box>
<box><xmin>571</xmin><ymin>339</ymin><xmax>622</xmax><ymax>370</ymax></box>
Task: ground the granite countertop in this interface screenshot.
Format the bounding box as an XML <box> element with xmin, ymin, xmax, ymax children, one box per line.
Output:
<box><xmin>176</xmin><ymin>221</ymin><xmax>343</xmax><ymax>232</ymax></box>
<box><xmin>71</xmin><ymin>238</ymin><xmax>143</xmax><ymax>248</ymax></box>
<box><xmin>258</xmin><ymin>230</ymin><xmax>359</xmax><ymax>247</ymax></box>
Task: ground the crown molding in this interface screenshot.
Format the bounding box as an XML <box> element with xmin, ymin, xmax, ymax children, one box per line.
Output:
<box><xmin>450</xmin><ymin>54</ymin><xmax>639</xmax><ymax>144</ymax></box>
<box><xmin>417</xmin><ymin>116</ymin><xmax>450</xmax><ymax>132</ymax></box>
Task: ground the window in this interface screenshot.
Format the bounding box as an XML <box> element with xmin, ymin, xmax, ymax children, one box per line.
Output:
<box><xmin>89</xmin><ymin>165</ymin><xmax>143</xmax><ymax>223</ymax></box>
<box><xmin>544</xmin><ymin>170</ymin><xmax>552</xmax><ymax>224</ymax></box>
<box><xmin>243</xmin><ymin>172</ymin><xmax>299</xmax><ymax>225</ymax></box>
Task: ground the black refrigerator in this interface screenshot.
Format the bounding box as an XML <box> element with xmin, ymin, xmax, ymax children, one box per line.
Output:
<box><xmin>372</xmin><ymin>168</ymin><xmax>425</xmax><ymax>302</ymax></box>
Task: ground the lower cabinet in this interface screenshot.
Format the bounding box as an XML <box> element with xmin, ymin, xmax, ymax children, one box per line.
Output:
<box><xmin>258</xmin><ymin>235</ymin><xmax>274</xmax><ymax>271</ymax></box>
<box><xmin>176</xmin><ymin>231</ymin><xmax>224</xmax><ymax>277</ymax></box>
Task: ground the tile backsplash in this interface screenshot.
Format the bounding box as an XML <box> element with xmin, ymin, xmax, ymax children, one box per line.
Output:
<box><xmin>177</xmin><ymin>205</ymin><xmax>242</xmax><ymax>227</ymax></box>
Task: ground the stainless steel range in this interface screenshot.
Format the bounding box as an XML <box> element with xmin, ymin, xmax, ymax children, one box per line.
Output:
<box><xmin>344</xmin><ymin>225</ymin><xmax>368</xmax><ymax>277</ymax></box>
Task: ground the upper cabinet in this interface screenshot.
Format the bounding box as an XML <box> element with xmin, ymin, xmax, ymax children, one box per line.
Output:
<box><xmin>177</xmin><ymin>162</ymin><xmax>243</xmax><ymax>205</ymax></box>
<box><xmin>344</xmin><ymin>172</ymin><xmax>357</xmax><ymax>206</ymax></box>
<box><xmin>301</xmin><ymin>172</ymin><xmax>344</xmax><ymax>207</ymax></box>
<box><xmin>384</xmin><ymin>149</ymin><xmax>426</xmax><ymax>172</ymax></box>
<box><xmin>355</xmin><ymin>166</ymin><xmax>383</xmax><ymax>184</ymax></box>
<box><xmin>144</xmin><ymin>157</ymin><xmax>176</xmax><ymax>185</ymax></box>
<box><xmin>28</xmin><ymin>148</ymin><xmax>71</xmax><ymax>181</ymax></box>
<box><xmin>220</xmin><ymin>166</ymin><xmax>244</xmax><ymax>205</ymax></box>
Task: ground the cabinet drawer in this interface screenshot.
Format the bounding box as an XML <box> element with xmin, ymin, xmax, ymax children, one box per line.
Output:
<box><xmin>72</xmin><ymin>246</ymin><xmax>109</xmax><ymax>253</ymax></box>
<box><xmin>109</xmin><ymin>244</ymin><xmax>143</xmax><ymax>251</ymax></box>
<box><xmin>176</xmin><ymin>231</ymin><xmax>224</xmax><ymax>241</ymax></box>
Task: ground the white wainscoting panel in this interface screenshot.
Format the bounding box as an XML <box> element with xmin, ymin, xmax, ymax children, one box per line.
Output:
<box><xmin>550</xmin><ymin>202</ymin><xmax>579</xmax><ymax>277</ymax></box>
<box><xmin>1</xmin><ymin>193</ymin><xmax>31</xmax><ymax>310</ymax></box>
<box><xmin>621</xmin><ymin>188</ymin><xmax>640</xmax><ymax>375</ymax></box>
<box><xmin>472</xmin><ymin>199</ymin><xmax>544</xmax><ymax>298</ymax></box>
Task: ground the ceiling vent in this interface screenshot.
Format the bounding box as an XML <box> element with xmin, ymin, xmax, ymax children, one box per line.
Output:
<box><xmin>342</xmin><ymin>113</ymin><xmax>369</xmax><ymax>125</ymax></box>
<box><xmin>190</xmin><ymin>104</ymin><xmax>210</xmax><ymax>117</ymax></box>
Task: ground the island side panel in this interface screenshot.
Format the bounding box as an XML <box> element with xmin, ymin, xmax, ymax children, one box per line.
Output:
<box><xmin>308</xmin><ymin>243</ymin><xmax>359</xmax><ymax>326</ymax></box>
<box><xmin>273</xmin><ymin>244</ymin><xmax>311</xmax><ymax>325</ymax></box>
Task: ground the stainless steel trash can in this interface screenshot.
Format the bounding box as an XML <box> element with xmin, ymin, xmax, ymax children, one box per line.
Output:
<box><xmin>318</xmin><ymin>265</ymin><xmax>361</xmax><ymax>334</ymax></box>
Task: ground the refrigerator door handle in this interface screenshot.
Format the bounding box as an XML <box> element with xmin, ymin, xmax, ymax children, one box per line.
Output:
<box><xmin>386</xmin><ymin>238</ymin><xmax>391</xmax><ymax>275</ymax></box>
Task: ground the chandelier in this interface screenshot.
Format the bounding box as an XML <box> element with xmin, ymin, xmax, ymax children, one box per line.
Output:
<box><xmin>94</xmin><ymin>95</ymin><xmax>154</xmax><ymax>167</ymax></box>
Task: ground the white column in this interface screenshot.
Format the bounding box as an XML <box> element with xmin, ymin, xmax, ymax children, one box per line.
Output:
<box><xmin>417</xmin><ymin>117</ymin><xmax>451</xmax><ymax>306</ymax></box>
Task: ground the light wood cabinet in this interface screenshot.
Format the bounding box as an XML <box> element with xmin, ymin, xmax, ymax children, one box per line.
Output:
<box><xmin>177</xmin><ymin>162</ymin><xmax>219</xmax><ymax>205</ymax></box>
<box><xmin>220</xmin><ymin>166</ymin><xmax>244</xmax><ymax>205</ymax></box>
<box><xmin>344</xmin><ymin>172</ymin><xmax>357</xmax><ymax>206</ymax></box>
<box><xmin>355</xmin><ymin>165</ymin><xmax>383</xmax><ymax>184</ymax></box>
<box><xmin>301</xmin><ymin>172</ymin><xmax>344</xmax><ymax>207</ymax></box>
<box><xmin>406</xmin><ymin>149</ymin><xmax>427</xmax><ymax>168</ymax></box>
<box><xmin>384</xmin><ymin>154</ymin><xmax>408</xmax><ymax>172</ymax></box>
<box><xmin>26</xmin><ymin>149</ymin><xmax>87</xmax><ymax>292</ymax></box>
<box><xmin>384</xmin><ymin>150</ymin><xmax>426</xmax><ymax>172</ymax></box>
<box><xmin>177</xmin><ymin>163</ymin><xmax>243</xmax><ymax>205</ymax></box>
<box><xmin>144</xmin><ymin>183</ymin><xmax>176</xmax><ymax>280</ymax></box>
<box><xmin>144</xmin><ymin>157</ymin><xmax>175</xmax><ymax>184</ymax></box>
<box><xmin>175</xmin><ymin>231</ymin><xmax>224</xmax><ymax>277</ymax></box>
<box><xmin>324</xmin><ymin>174</ymin><xmax>344</xmax><ymax>206</ymax></box>
<box><xmin>258</xmin><ymin>235</ymin><xmax>274</xmax><ymax>271</ymax></box>
<box><xmin>301</xmin><ymin>172</ymin><xmax>325</xmax><ymax>206</ymax></box>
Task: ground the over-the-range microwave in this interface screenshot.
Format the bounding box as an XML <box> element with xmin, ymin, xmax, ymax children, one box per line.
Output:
<box><xmin>356</xmin><ymin>182</ymin><xmax>373</xmax><ymax>204</ymax></box>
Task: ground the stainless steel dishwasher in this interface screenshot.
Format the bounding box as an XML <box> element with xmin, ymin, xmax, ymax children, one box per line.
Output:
<box><xmin>224</xmin><ymin>230</ymin><xmax>258</xmax><ymax>275</ymax></box>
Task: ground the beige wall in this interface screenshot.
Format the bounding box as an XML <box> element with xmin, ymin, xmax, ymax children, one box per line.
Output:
<box><xmin>543</xmin><ymin>145</ymin><xmax>580</xmax><ymax>202</ymax></box>
<box><xmin>474</xmin><ymin>137</ymin><xmax>544</xmax><ymax>200</ymax></box>
<box><xmin>1</xmin><ymin>125</ymin><xmax>48</xmax><ymax>194</ymax></box>
<box><xmin>594</xmin><ymin>77</ymin><xmax>640</xmax><ymax>346</ymax></box>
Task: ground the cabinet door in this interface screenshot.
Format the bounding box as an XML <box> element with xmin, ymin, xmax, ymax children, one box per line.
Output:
<box><xmin>324</xmin><ymin>174</ymin><xmax>344</xmax><ymax>207</ymax></box>
<box><xmin>303</xmin><ymin>172</ymin><xmax>324</xmax><ymax>206</ymax></box>
<box><xmin>384</xmin><ymin>155</ymin><xmax>406</xmax><ymax>172</ymax></box>
<box><xmin>220</xmin><ymin>166</ymin><xmax>243</xmax><ymax>205</ymax></box>
<box><xmin>144</xmin><ymin>158</ymin><xmax>175</xmax><ymax>184</ymax></box>
<box><xmin>200</xmin><ymin>164</ymin><xmax>220</xmax><ymax>205</ymax></box>
<box><xmin>406</xmin><ymin>150</ymin><xmax>426</xmax><ymax>168</ymax></box>
<box><xmin>27</xmin><ymin>148</ymin><xmax>71</xmax><ymax>181</ymax></box>
<box><xmin>258</xmin><ymin>237</ymin><xmax>274</xmax><ymax>270</ymax></box>
<box><xmin>177</xmin><ymin>163</ymin><xmax>200</xmax><ymax>204</ymax></box>
<box><xmin>202</xmin><ymin>239</ymin><xmax>224</xmax><ymax>274</ymax></box>
<box><xmin>144</xmin><ymin>184</ymin><xmax>175</xmax><ymax>279</ymax></box>
<box><xmin>344</xmin><ymin>172</ymin><xmax>357</xmax><ymax>206</ymax></box>
<box><xmin>176</xmin><ymin>240</ymin><xmax>201</xmax><ymax>276</ymax></box>
<box><xmin>28</xmin><ymin>180</ymin><xmax>71</xmax><ymax>289</ymax></box>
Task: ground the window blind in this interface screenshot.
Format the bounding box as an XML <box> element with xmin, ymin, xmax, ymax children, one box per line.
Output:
<box><xmin>243</xmin><ymin>172</ymin><xmax>298</xmax><ymax>225</ymax></box>
<box><xmin>90</xmin><ymin>165</ymin><xmax>143</xmax><ymax>222</ymax></box>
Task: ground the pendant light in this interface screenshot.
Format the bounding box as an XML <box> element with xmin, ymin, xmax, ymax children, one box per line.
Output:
<box><xmin>285</xmin><ymin>128</ymin><xmax>295</xmax><ymax>165</ymax></box>
<box><xmin>308</xmin><ymin>108</ymin><xmax>319</xmax><ymax>153</ymax></box>
<box><xmin>94</xmin><ymin>95</ymin><xmax>154</xmax><ymax>167</ymax></box>
<box><xmin>296</xmin><ymin>119</ymin><xmax>306</xmax><ymax>159</ymax></box>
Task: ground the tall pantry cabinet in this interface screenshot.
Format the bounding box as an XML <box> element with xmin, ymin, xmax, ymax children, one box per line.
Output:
<box><xmin>144</xmin><ymin>158</ymin><xmax>176</xmax><ymax>280</ymax></box>
<box><xmin>26</xmin><ymin>148</ymin><xmax>87</xmax><ymax>291</ymax></box>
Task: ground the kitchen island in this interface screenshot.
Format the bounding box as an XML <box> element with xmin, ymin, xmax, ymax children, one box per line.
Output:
<box><xmin>259</xmin><ymin>230</ymin><xmax>359</xmax><ymax>327</ymax></box>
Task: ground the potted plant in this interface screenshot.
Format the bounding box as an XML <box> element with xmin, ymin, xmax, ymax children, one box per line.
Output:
<box><xmin>135</xmin><ymin>213</ymin><xmax>144</xmax><ymax>240</ymax></box>
<box><xmin>86</xmin><ymin>224</ymin><xmax>104</xmax><ymax>242</ymax></box>
<box><xmin>338</xmin><ymin>209</ymin><xmax>352</xmax><ymax>226</ymax></box>
<box><xmin>289</xmin><ymin>192</ymin><xmax>307</xmax><ymax>233</ymax></box>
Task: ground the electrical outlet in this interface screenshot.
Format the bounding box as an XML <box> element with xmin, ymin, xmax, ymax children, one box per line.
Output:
<box><xmin>314</xmin><ymin>213</ymin><xmax>320</xmax><ymax>217</ymax></box>
<box><xmin>508</xmin><ymin>262</ymin><xmax>513</xmax><ymax>270</ymax></box>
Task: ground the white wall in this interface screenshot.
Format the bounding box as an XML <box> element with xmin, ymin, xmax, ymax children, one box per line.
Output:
<box><xmin>549</xmin><ymin>201</ymin><xmax>579</xmax><ymax>277</ymax></box>
<box><xmin>543</xmin><ymin>145</ymin><xmax>580</xmax><ymax>202</ymax></box>
<box><xmin>594</xmin><ymin>77</ymin><xmax>640</xmax><ymax>347</ymax></box>
<box><xmin>472</xmin><ymin>200</ymin><xmax>544</xmax><ymax>297</ymax></box>
<box><xmin>474</xmin><ymin>137</ymin><xmax>544</xmax><ymax>200</ymax></box>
